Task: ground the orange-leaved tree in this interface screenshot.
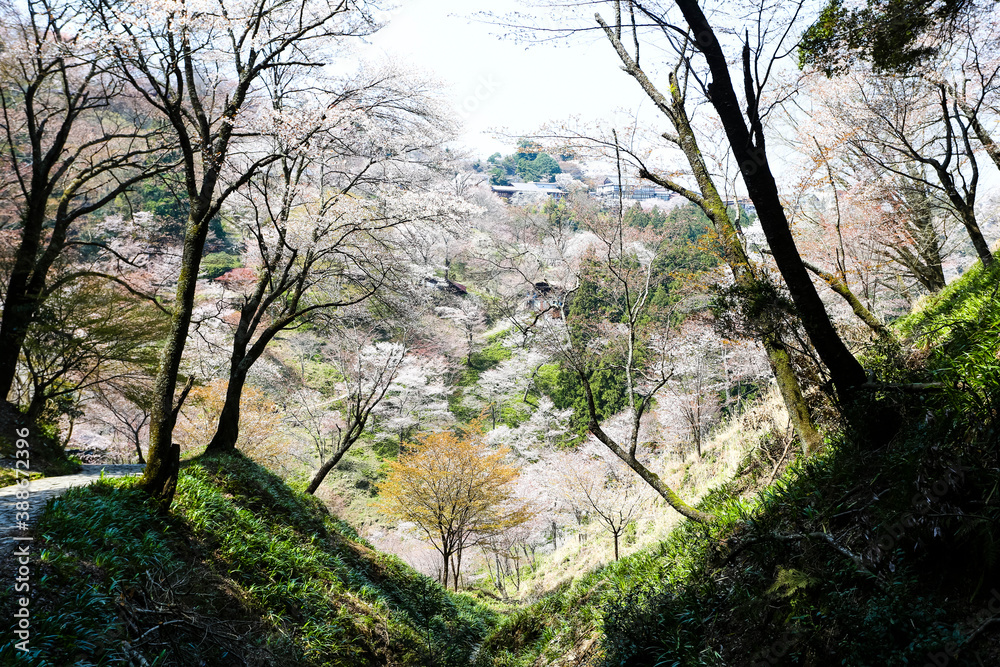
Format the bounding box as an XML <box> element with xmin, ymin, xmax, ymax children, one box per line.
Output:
<box><xmin>377</xmin><ymin>423</ymin><xmax>534</xmax><ymax>591</ymax></box>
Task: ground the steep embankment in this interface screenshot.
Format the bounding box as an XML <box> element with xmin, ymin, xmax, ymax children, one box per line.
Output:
<box><xmin>0</xmin><ymin>454</ymin><xmax>493</xmax><ymax>666</ymax></box>
<box><xmin>475</xmin><ymin>260</ymin><xmax>1000</xmax><ymax>667</ymax></box>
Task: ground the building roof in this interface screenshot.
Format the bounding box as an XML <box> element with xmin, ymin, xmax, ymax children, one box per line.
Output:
<box><xmin>491</xmin><ymin>182</ymin><xmax>565</xmax><ymax>194</ymax></box>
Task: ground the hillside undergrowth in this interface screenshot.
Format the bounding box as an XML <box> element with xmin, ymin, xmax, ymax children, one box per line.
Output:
<box><xmin>474</xmin><ymin>259</ymin><xmax>1000</xmax><ymax>667</ymax></box>
<box><xmin>0</xmin><ymin>454</ymin><xmax>493</xmax><ymax>666</ymax></box>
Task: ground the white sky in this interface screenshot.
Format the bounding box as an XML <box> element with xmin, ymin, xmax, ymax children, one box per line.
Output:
<box><xmin>364</xmin><ymin>0</ymin><xmax>655</xmax><ymax>159</ymax></box>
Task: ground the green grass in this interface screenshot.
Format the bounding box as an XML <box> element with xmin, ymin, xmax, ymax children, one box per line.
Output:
<box><xmin>6</xmin><ymin>262</ymin><xmax>999</xmax><ymax>666</ymax></box>
<box><xmin>1</xmin><ymin>454</ymin><xmax>494</xmax><ymax>666</ymax></box>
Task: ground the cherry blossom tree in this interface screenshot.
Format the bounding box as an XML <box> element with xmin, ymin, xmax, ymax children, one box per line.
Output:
<box><xmin>480</xmin><ymin>523</ymin><xmax>537</xmax><ymax>599</ymax></box>
<box><xmin>466</xmin><ymin>348</ymin><xmax>547</xmax><ymax>429</ymax></box>
<box><xmin>806</xmin><ymin>70</ymin><xmax>993</xmax><ymax>268</ymax></box>
<box><xmin>82</xmin><ymin>0</ymin><xmax>385</xmax><ymax>503</ymax></box>
<box><xmin>202</xmin><ymin>70</ymin><xmax>467</xmax><ymax>457</ymax></box>
<box><xmin>554</xmin><ymin>449</ymin><xmax>650</xmax><ymax>561</ymax></box>
<box><xmin>665</xmin><ymin>322</ymin><xmax>726</xmax><ymax>458</ymax></box>
<box><xmin>84</xmin><ymin>378</ymin><xmax>155</xmax><ymax>464</ymax></box>
<box><xmin>486</xmin><ymin>396</ymin><xmax>575</xmax><ymax>456</ymax></box>
<box><xmin>0</xmin><ymin>0</ymin><xmax>173</xmax><ymax>407</ymax></box>
<box><xmin>284</xmin><ymin>388</ymin><xmax>341</xmax><ymax>466</ymax></box>
<box><xmin>372</xmin><ymin>353</ymin><xmax>454</xmax><ymax>447</ymax></box>
<box><xmin>537</xmin><ymin>10</ymin><xmax>824</xmax><ymax>454</ymax></box>
<box><xmin>854</xmin><ymin>178</ymin><xmax>952</xmax><ymax>295</ymax></box>
<box><xmin>304</xmin><ymin>331</ymin><xmax>407</xmax><ymax>494</ymax></box>
<box><xmin>540</xmin><ymin>207</ymin><xmax>714</xmax><ymax>523</ymax></box>
<box><xmin>435</xmin><ymin>299</ymin><xmax>486</xmax><ymax>366</ymax></box>
<box><xmin>719</xmin><ymin>338</ymin><xmax>772</xmax><ymax>416</ymax></box>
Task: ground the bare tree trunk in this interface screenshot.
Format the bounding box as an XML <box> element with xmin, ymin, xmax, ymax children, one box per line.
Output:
<box><xmin>131</xmin><ymin>431</ymin><xmax>146</xmax><ymax>465</ymax></box>
<box><xmin>305</xmin><ymin>440</ymin><xmax>355</xmax><ymax>494</ymax></box>
<box><xmin>669</xmin><ymin>0</ymin><xmax>868</xmax><ymax>397</ymax></box>
<box><xmin>952</xmin><ymin>201</ymin><xmax>994</xmax><ymax>268</ymax></box>
<box><xmin>454</xmin><ymin>547</ymin><xmax>463</xmax><ymax>591</ymax></box>
<box><xmin>204</xmin><ymin>370</ymin><xmax>247</xmax><ymax>455</ymax></box>
<box><xmin>594</xmin><ymin>15</ymin><xmax>825</xmax><ymax>453</ymax></box>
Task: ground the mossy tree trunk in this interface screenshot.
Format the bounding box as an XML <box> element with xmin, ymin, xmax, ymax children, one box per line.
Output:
<box><xmin>595</xmin><ymin>13</ymin><xmax>823</xmax><ymax>454</ymax></box>
<box><xmin>143</xmin><ymin>203</ymin><xmax>213</xmax><ymax>505</ymax></box>
<box><xmin>799</xmin><ymin>257</ymin><xmax>890</xmax><ymax>337</ymax></box>
<box><xmin>667</xmin><ymin>0</ymin><xmax>869</xmax><ymax>397</ymax></box>
<box><xmin>123</xmin><ymin>33</ymin><xmax>255</xmax><ymax>506</ymax></box>
<box><xmin>578</xmin><ymin>367</ymin><xmax>716</xmax><ymax>524</ymax></box>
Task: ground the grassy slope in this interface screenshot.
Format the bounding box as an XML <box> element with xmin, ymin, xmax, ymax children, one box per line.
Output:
<box><xmin>3</xmin><ymin>262</ymin><xmax>997</xmax><ymax>667</ymax></box>
<box><xmin>475</xmin><ymin>260</ymin><xmax>1000</xmax><ymax>667</ymax></box>
<box><xmin>479</xmin><ymin>386</ymin><xmax>795</xmax><ymax>609</ymax></box>
<box><xmin>0</xmin><ymin>453</ymin><xmax>493</xmax><ymax>666</ymax></box>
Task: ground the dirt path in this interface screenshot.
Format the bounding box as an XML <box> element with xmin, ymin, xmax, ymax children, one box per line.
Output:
<box><xmin>0</xmin><ymin>464</ymin><xmax>145</xmax><ymax>540</ymax></box>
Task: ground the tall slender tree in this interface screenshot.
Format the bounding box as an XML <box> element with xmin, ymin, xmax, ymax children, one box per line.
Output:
<box><xmin>645</xmin><ymin>0</ymin><xmax>869</xmax><ymax>396</ymax></box>
<box><xmin>591</xmin><ymin>11</ymin><xmax>824</xmax><ymax>452</ymax></box>
<box><xmin>86</xmin><ymin>0</ymin><xmax>378</xmax><ymax>504</ymax></box>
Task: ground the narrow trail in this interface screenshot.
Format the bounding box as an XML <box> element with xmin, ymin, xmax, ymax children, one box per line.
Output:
<box><xmin>0</xmin><ymin>464</ymin><xmax>145</xmax><ymax>545</ymax></box>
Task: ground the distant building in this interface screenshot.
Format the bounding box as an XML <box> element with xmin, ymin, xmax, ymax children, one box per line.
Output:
<box><xmin>724</xmin><ymin>198</ymin><xmax>757</xmax><ymax>214</ymax></box>
<box><xmin>423</xmin><ymin>275</ymin><xmax>468</xmax><ymax>296</ymax></box>
<box><xmin>526</xmin><ymin>280</ymin><xmax>566</xmax><ymax>318</ymax></box>
<box><xmin>594</xmin><ymin>178</ymin><xmax>673</xmax><ymax>201</ymax></box>
<box><xmin>491</xmin><ymin>182</ymin><xmax>566</xmax><ymax>201</ymax></box>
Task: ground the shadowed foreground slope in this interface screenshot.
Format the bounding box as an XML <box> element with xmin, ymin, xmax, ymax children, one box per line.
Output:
<box><xmin>0</xmin><ymin>454</ymin><xmax>493</xmax><ymax>666</ymax></box>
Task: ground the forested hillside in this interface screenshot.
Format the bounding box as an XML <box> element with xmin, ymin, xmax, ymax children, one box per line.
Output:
<box><xmin>2</xmin><ymin>0</ymin><xmax>1000</xmax><ymax>665</ymax></box>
